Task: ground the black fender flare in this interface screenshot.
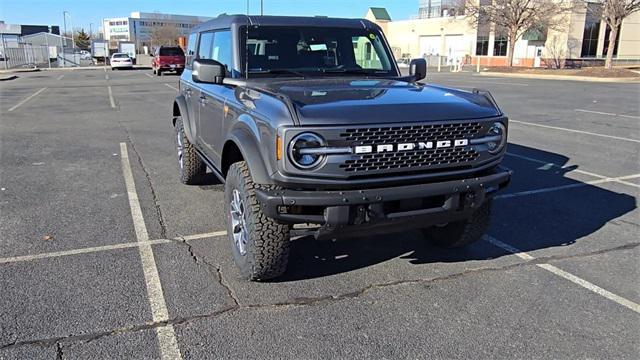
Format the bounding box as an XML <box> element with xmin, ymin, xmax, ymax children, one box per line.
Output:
<box><xmin>173</xmin><ymin>95</ymin><xmax>196</xmax><ymax>143</ymax></box>
<box><xmin>226</xmin><ymin>127</ymin><xmax>273</xmax><ymax>185</ymax></box>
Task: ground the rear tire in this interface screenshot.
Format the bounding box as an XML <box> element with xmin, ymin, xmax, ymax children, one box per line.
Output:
<box><xmin>156</xmin><ymin>69</ymin><xmax>162</xmax><ymax>76</ymax></box>
<box><xmin>422</xmin><ymin>200</ymin><xmax>492</xmax><ymax>248</ymax></box>
<box><xmin>225</xmin><ymin>161</ymin><xmax>290</xmax><ymax>281</ymax></box>
<box><xmin>174</xmin><ymin>116</ymin><xmax>206</xmax><ymax>185</ymax></box>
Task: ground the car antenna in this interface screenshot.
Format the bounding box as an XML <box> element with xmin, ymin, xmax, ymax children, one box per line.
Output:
<box><xmin>245</xmin><ymin>0</ymin><xmax>251</xmax><ymax>80</ymax></box>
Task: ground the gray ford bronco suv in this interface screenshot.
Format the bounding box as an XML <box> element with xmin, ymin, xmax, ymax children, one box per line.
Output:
<box><xmin>172</xmin><ymin>15</ymin><xmax>511</xmax><ymax>280</ymax></box>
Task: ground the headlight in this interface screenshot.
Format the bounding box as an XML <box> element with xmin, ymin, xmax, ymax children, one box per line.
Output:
<box><xmin>486</xmin><ymin>122</ymin><xmax>507</xmax><ymax>154</ymax></box>
<box><xmin>288</xmin><ymin>133</ymin><xmax>325</xmax><ymax>169</ymax></box>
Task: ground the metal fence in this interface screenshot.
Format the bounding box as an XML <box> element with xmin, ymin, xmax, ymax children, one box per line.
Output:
<box><xmin>0</xmin><ymin>43</ymin><xmax>97</xmax><ymax>70</ymax></box>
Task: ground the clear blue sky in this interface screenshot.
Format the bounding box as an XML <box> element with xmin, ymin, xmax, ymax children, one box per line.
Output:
<box><xmin>0</xmin><ymin>1</ymin><xmax>418</xmax><ymax>33</ymax></box>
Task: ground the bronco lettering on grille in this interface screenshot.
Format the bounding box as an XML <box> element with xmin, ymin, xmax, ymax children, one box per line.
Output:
<box><xmin>354</xmin><ymin>139</ymin><xmax>469</xmax><ymax>154</ymax></box>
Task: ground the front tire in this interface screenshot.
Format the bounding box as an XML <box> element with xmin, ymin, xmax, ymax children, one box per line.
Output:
<box><xmin>156</xmin><ymin>69</ymin><xmax>162</xmax><ymax>76</ymax></box>
<box><xmin>225</xmin><ymin>161</ymin><xmax>290</xmax><ymax>281</ymax></box>
<box><xmin>422</xmin><ymin>200</ymin><xmax>492</xmax><ymax>248</ymax></box>
<box><xmin>174</xmin><ymin>116</ymin><xmax>206</xmax><ymax>184</ymax></box>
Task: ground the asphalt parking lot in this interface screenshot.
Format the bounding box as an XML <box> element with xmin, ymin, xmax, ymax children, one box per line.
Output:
<box><xmin>0</xmin><ymin>68</ymin><xmax>638</xmax><ymax>359</ymax></box>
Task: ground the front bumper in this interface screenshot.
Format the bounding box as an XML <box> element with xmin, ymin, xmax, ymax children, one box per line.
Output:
<box><xmin>256</xmin><ymin>166</ymin><xmax>511</xmax><ymax>237</ymax></box>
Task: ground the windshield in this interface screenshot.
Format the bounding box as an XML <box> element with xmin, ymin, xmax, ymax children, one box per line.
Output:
<box><xmin>160</xmin><ymin>47</ymin><xmax>184</xmax><ymax>56</ymax></box>
<box><xmin>242</xmin><ymin>26</ymin><xmax>397</xmax><ymax>77</ymax></box>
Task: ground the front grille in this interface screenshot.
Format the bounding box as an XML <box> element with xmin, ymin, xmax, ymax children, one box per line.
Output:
<box><xmin>338</xmin><ymin>122</ymin><xmax>484</xmax><ymax>173</ymax></box>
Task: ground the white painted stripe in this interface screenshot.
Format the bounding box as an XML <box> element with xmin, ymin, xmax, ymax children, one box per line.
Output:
<box><xmin>105</xmin><ymin>73</ymin><xmax>109</xmax><ymax>80</ymax></box>
<box><xmin>537</xmin><ymin>263</ymin><xmax>640</xmax><ymax>314</ymax></box>
<box><xmin>145</xmin><ymin>73</ymin><xmax>155</xmax><ymax>78</ymax></box>
<box><xmin>574</xmin><ymin>109</ymin><xmax>616</xmax><ymax>116</ymax></box>
<box><xmin>505</xmin><ymin>152</ymin><xmax>607</xmax><ymax>179</ymax></box>
<box><xmin>108</xmin><ymin>86</ymin><xmax>116</xmax><ymax>108</ymax></box>
<box><xmin>483</xmin><ymin>235</ymin><xmax>535</xmax><ymax>260</ymax></box>
<box><xmin>182</xmin><ymin>231</ymin><xmax>227</xmax><ymax>241</ymax></box>
<box><xmin>164</xmin><ymin>83</ymin><xmax>178</xmax><ymax>91</ymax></box>
<box><xmin>120</xmin><ymin>142</ymin><xmax>182</xmax><ymax>360</ymax></box>
<box><xmin>0</xmin><ymin>239</ymin><xmax>171</xmax><ymax>264</ymax></box>
<box><xmin>575</xmin><ymin>108</ymin><xmax>640</xmax><ymax>120</ymax></box>
<box><xmin>506</xmin><ymin>152</ymin><xmax>640</xmax><ymax>189</ymax></box>
<box><xmin>0</xmin><ymin>232</ymin><xmax>226</xmax><ymax>265</ymax></box>
<box><xmin>495</xmin><ymin>173</ymin><xmax>640</xmax><ymax>199</ymax></box>
<box><xmin>484</xmin><ymin>235</ymin><xmax>640</xmax><ymax>314</ymax></box>
<box><xmin>56</xmin><ymin>74</ymin><xmax>64</xmax><ymax>80</ymax></box>
<box><xmin>510</xmin><ymin>119</ymin><xmax>640</xmax><ymax>144</ymax></box>
<box><xmin>8</xmin><ymin>87</ymin><xmax>47</xmax><ymax>112</ymax></box>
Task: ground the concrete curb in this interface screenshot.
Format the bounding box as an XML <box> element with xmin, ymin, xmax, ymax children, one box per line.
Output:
<box><xmin>0</xmin><ymin>75</ymin><xmax>18</xmax><ymax>81</ymax></box>
<box><xmin>0</xmin><ymin>68</ymin><xmax>40</xmax><ymax>75</ymax></box>
<box><xmin>477</xmin><ymin>71</ymin><xmax>640</xmax><ymax>83</ymax></box>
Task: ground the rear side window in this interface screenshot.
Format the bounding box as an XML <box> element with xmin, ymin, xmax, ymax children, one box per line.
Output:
<box><xmin>197</xmin><ymin>30</ymin><xmax>233</xmax><ymax>74</ymax></box>
<box><xmin>160</xmin><ymin>47</ymin><xmax>184</xmax><ymax>56</ymax></box>
<box><xmin>113</xmin><ymin>53</ymin><xmax>129</xmax><ymax>58</ymax></box>
<box><xmin>186</xmin><ymin>33</ymin><xmax>198</xmax><ymax>68</ymax></box>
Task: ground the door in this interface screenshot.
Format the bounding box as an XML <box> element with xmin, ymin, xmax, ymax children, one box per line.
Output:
<box><xmin>196</xmin><ymin>30</ymin><xmax>233</xmax><ymax>166</ymax></box>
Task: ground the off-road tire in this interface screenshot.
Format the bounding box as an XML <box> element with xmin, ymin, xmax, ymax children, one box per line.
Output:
<box><xmin>152</xmin><ymin>68</ymin><xmax>156</xmax><ymax>75</ymax></box>
<box><xmin>422</xmin><ymin>199</ymin><xmax>492</xmax><ymax>248</ymax></box>
<box><xmin>225</xmin><ymin>161</ymin><xmax>290</xmax><ymax>281</ymax></box>
<box><xmin>156</xmin><ymin>69</ymin><xmax>162</xmax><ymax>76</ymax></box>
<box><xmin>174</xmin><ymin>116</ymin><xmax>206</xmax><ymax>185</ymax></box>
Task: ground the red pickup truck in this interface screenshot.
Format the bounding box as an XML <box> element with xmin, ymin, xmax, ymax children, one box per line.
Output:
<box><xmin>152</xmin><ymin>46</ymin><xmax>185</xmax><ymax>76</ymax></box>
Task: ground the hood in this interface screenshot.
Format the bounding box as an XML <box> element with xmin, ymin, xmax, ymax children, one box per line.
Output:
<box><xmin>262</xmin><ymin>78</ymin><xmax>501</xmax><ymax>125</ymax></box>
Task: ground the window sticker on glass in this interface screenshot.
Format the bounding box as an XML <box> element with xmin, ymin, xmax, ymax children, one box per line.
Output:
<box><xmin>309</xmin><ymin>44</ymin><xmax>328</xmax><ymax>51</ymax></box>
<box><xmin>369</xmin><ymin>33</ymin><xmax>377</xmax><ymax>40</ymax></box>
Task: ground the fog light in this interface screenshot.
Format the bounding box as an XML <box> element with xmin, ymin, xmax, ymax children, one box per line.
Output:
<box><xmin>487</xmin><ymin>122</ymin><xmax>506</xmax><ymax>154</ymax></box>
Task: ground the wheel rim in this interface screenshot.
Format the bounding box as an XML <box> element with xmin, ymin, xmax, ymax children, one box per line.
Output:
<box><xmin>230</xmin><ymin>189</ymin><xmax>248</xmax><ymax>255</ymax></box>
<box><xmin>176</xmin><ymin>128</ymin><xmax>184</xmax><ymax>170</ymax></box>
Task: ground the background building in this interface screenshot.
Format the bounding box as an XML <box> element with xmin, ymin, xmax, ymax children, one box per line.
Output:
<box><xmin>367</xmin><ymin>1</ymin><xmax>640</xmax><ymax>67</ymax></box>
<box><xmin>102</xmin><ymin>12</ymin><xmax>212</xmax><ymax>51</ymax></box>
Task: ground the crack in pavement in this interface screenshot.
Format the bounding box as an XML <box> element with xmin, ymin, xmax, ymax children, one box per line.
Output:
<box><xmin>55</xmin><ymin>342</ymin><xmax>64</xmax><ymax>360</ymax></box>
<box><xmin>173</xmin><ymin>236</ymin><xmax>241</xmax><ymax>308</ymax></box>
<box><xmin>118</xmin><ymin>134</ymin><xmax>168</xmax><ymax>239</ymax></box>
<box><xmin>2</xmin><ymin>240</ymin><xmax>637</xmax><ymax>352</ymax></box>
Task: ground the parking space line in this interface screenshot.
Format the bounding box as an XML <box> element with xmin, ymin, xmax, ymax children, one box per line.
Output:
<box><xmin>0</xmin><ymin>231</ymin><xmax>227</xmax><ymax>265</ymax></box>
<box><xmin>506</xmin><ymin>152</ymin><xmax>640</xmax><ymax>189</ymax></box>
<box><xmin>108</xmin><ymin>86</ymin><xmax>116</xmax><ymax>108</ymax></box>
<box><xmin>0</xmin><ymin>239</ymin><xmax>171</xmax><ymax>265</ymax></box>
<box><xmin>510</xmin><ymin>119</ymin><xmax>640</xmax><ymax>144</ymax></box>
<box><xmin>164</xmin><ymin>83</ymin><xmax>178</xmax><ymax>91</ymax></box>
<box><xmin>8</xmin><ymin>87</ymin><xmax>47</xmax><ymax>112</ymax></box>
<box><xmin>56</xmin><ymin>74</ymin><xmax>64</xmax><ymax>80</ymax></box>
<box><xmin>105</xmin><ymin>73</ymin><xmax>109</xmax><ymax>80</ymax></box>
<box><xmin>494</xmin><ymin>174</ymin><xmax>640</xmax><ymax>199</ymax></box>
<box><xmin>182</xmin><ymin>231</ymin><xmax>227</xmax><ymax>241</ymax></box>
<box><xmin>484</xmin><ymin>235</ymin><xmax>640</xmax><ymax>314</ymax></box>
<box><xmin>506</xmin><ymin>152</ymin><xmax>606</xmax><ymax>180</ymax></box>
<box><xmin>575</xmin><ymin>108</ymin><xmax>640</xmax><ymax>120</ymax></box>
<box><xmin>145</xmin><ymin>73</ymin><xmax>154</xmax><ymax>78</ymax></box>
<box><xmin>120</xmin><ymin>142</ymin><xmax>182</xmax><ymax>360</ymax></box>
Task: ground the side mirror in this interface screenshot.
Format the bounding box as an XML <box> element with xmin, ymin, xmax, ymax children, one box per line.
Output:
<box><xmin>192</xmin><ymin>59</ymin><xmax>225</xmax><ymax>84</ymax></box>
<box><xmin>409</xmin><ymin>58</ymin><xmax>427</xmax><ymax>81</ymax></box>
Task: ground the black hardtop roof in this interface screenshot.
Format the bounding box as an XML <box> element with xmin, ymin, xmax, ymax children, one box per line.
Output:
<box><xmin>192</xmin><ymin>14</ymin><xmax>378</xmax><ymax>33</ymax></box>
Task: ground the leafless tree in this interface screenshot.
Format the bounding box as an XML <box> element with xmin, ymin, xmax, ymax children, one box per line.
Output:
<box><xmin>150</xmin><ymin>22</ymin><xmax>180</xmax><ymax>49</ymax></box>
<box><xmin>544</xmin><ymin>34</ymin><xmax>567</xmax><ymax>69</ymax></box>
<box><xmin>463</xmin><ymin>0</ymin><xmax>573</xmax><ymax>67</ymax></box>
<box><xmin>586</xmin><ymin>0</ymin><xmax>640</xmax><ymax>69</ymax></box>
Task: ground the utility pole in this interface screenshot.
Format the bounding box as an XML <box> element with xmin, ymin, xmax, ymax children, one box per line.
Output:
<box><xmin>62</xmin><ymin>11</ymin><xmax>67</xmax><ymax>67</ymax></box>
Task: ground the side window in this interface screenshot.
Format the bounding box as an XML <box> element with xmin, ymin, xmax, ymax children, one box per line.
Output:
<box><xmin>185</xmin><ymin>33</ymin><xmax>198</xmax><ymax>68</ymax></box>
<box><xmin>211</xmin><ymin>31</ymin><xmax>232</xmax><ymax>72</ymax></box>
<box><xmin>196</xmin><ymin>30</ymin><xmax>233</xmax><ymax>75</ymax></box>
<box><xmin>197</xmin><ymin>32</ymin><xmax>214</xmax><ymax>60</ymax></box>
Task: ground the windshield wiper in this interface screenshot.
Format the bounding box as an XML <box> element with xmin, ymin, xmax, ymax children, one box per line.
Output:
<box><xmin>249</xmin><ymin>69</ymin><xmax>307</xmax><ymax>78</ymax></box>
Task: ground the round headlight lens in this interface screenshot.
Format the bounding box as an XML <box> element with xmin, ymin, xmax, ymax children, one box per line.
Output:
<box><xmin>289</xmin><ymin>133</ymin><xmax>325</xmax><ymax>169</ymax></box>
<box><xmin>486</xmin><ymin>122</ymin><xmax>507</xmax><ymax>154</ymax></box>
